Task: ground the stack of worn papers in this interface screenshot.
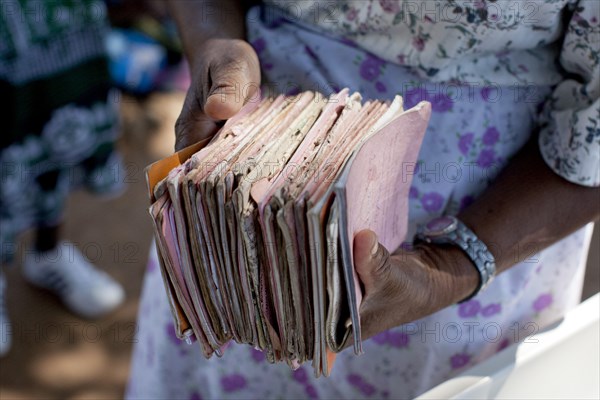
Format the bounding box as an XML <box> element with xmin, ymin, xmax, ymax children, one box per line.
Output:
<box><xmin>145</xmin><ymin>89</ymin><xmax>430</xmax><ymax>376</ymax></box>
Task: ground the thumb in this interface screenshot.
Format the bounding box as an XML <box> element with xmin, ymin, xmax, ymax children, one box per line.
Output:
<box><xmin>174</xmin><ymin>90</ymin><xmax>221</xmax><ymax>151</ymax></box>
<box><xmin>204</xmin><ymin>52</ymin><xmax>260</xmax><ymax>121</ymax></box>
<box><xmin>174</xmin><ymin>41</ymin><xmax>260</xmax><ymax>151</ymax></box>
<box><xmin>353</xmin><ymin>230</ymin><xmax>391</xmax><ymax>293</ymax></box>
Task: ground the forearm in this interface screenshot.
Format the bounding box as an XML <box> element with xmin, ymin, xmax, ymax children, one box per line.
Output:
<box><xmin>414</xmin><ymin>138</ymin><xmax>599</xmax><ymax>311</ymax></box>
<box><xmin>167</xmin><ymin>0</ymin><xmax>247</xmax><ymax>67</ymax></box>
<box><xmin>459</xmin><ymin>138</ymin><xmax>600</xmax><ymax>274</ymax></box>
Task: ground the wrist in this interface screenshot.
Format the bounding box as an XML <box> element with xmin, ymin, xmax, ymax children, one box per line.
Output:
<box><xmin>415</xmin><ymin>242</ymin><xmax>480</xmax><ymax>306</ymax></box>
<box><xmin>169</xmin><ymin>2</ymin><xmax>247</xmax><ymax>68</ymax></box>
<box><xmin>188</xmin><ymin>38</ymin><xmax>254</xmax><ymax>74</ymax></box>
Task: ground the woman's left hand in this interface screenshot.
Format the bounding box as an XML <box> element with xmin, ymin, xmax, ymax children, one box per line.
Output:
<box><xmin>353</xmin><ymin>230</ymin><xmax>479</xmax><ymax>341</ymax></box>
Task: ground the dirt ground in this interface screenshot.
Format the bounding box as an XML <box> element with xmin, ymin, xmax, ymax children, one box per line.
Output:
<box><xmin>0</xmin><ymin>92</ymin><xmax>598</xmax><ymax>400</ymax></box>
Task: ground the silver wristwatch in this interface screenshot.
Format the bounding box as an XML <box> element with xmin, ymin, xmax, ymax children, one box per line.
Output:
<box><xmin>415</xmin><ymin>215</ymin><xmax>496</xmax><ymax>302</ymax></box>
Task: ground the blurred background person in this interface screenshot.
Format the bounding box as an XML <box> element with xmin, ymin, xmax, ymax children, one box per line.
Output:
<box><xmin>0</xmin><ymin>0</ymin><xmax>126</xmax><ymax>356</ymax></box>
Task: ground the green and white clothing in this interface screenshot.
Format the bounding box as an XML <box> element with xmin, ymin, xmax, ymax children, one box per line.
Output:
<box><xmin>0</xmin><ymin>0</ymin><xmax>122</xmax><ymax>262</ymax></box>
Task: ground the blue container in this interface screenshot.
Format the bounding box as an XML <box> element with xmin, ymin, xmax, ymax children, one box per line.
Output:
<box><xmin>105</xmin><ymin>29</ymin><xmax>167</xmax><ymax>93</ymax></box>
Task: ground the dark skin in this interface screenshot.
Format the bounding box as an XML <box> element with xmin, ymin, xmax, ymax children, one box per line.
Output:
<box><xmin>354</xmin><ymin>139</ymin><xmax>600</xmax><ymax>340</ymax></box>
<box><xmin>167</xmin><ymin>0</ymin><xmax>259</xmax><ymax>149</ymax></box>
<box><xmin>167</xmin><ymin>0</ymin><xmax>600</xmax><ymax>342</ymax></box>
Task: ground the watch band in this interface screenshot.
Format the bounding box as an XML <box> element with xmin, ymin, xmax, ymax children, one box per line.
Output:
<box><xmin>415</xmin><ymin>216</ymin><xmax>496</xmax><ymax>302</ymax></box>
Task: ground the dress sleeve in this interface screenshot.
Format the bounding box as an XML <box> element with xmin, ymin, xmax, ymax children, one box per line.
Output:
<box><xmin>538</xmin><ymin>0</ymin><xmax>600</xmax><ymax>187</ymax></box>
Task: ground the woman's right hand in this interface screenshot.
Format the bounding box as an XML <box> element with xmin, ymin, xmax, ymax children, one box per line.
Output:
<box><xmin>175</xmin><ymin>38</ymin><xmax>261</xmax><ymax>151</ymax></box>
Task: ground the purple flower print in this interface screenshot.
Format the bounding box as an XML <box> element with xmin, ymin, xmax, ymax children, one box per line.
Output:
<box><xmin>477</xmin><ymin>148</ymin><xmax>496</xmax><ymax>168</ymax></box>
<box><xmin>421</xmin><ymin>192</ymin><xmax>444</xmax><ymax>213</ymax></box>
<box><xmin>481</xmin><ymin>303</ymin><xmax>502</xmax><ymax>317</ymax></box>
<box><xmin>535</xmin><ymin>264</ymin><xmax>543</xmax><ymax>274</ymax></box>
<box><xmin>375</xmin><ymin>81</ymin><xmax>387</xmax><ymax>93</ymax></box>
<box><xmin>482</xmin><ymin>127</ymin><xmax>500</xmax><ymax>146</ymax></box>
<box><xmin>474</xmin><ymin>0</ymin><xmax>486</xmax><ymax>9</ymax></box>
<box><xmin>458</xmin><ymin>133</ymin><xmax>474</xmax><ymax>156</ymax></box>
<box><xmin>481</xmin><ymin>86</ymin><xmax>499</xmax><ymax>102</ymax></box>
<box><xmin>409</xmin><ymin>186</ymin><xmax>419</xmax><ymax>199</ymax></box>
<box><xmin>379</xmin><ymin>0</ymin><xmax>400</xmax><ymax>13</ymax></box>
<box><xmin>293</xmin><ymin>367</ymin><xmax>308</xmax><ymax>384</ymax></box>
<box><xmin>251</xmin><ymin>38</ymin><xmax>266</xmax><ymax>55</ymax></box>
<box><xmin>450</xmin><ymin>353</ymin><xmax>471</xmax><ymax>369</ymax></box>
<box><xmin>412</xmin><ymin>36</ymin><xmax>426</xmax><ymax>51</ymax></box>
<box><xmin>372</xmin><ymin>331</ymin><xmax>410</xmax><ymax>348</ymax></box>
<box><xmin>146</xmin><ymin>259</ymin><xmax>157</xmax><ymax>273</ymax></box>
<box><xmin>495</xmin><ymin>49</ymin><xmax>510</xmax><ymax>59</ymax></box>
<box><xmin>347</xmin><ymin>374</ymin><xmax>362</xmax><ymax>386</ymax></box>
<box><xmin>459</xmin><ymin>195</ymin><xmax>474</xmax><ymax>212</ymax></box>
<box><xmin>360</xmin><ymin>382</ymin><xmax>376</xmax><ymax>396</ymax></box>
<box><xmin>372</xmin><ymin>331</ymin><xmax>389</xmax><ymax>345</ymax></box>
<box><xmin>458</xmin><ymin>299</ymin><xmax>481</xmax><ymax>318</ymax></box>
<box><xmin>189</xmin><ymin>392</ymin><xmax>202</xmax><ymax>400</ymax></box>
<box><xmin>533</xmin><ymin>293</ymin><xmax>553</xmax><ymax>312</ymax></box>
<box><xmin>165</xmin><ymin>323</ymin><xmax>182</xmax><ymax>347</ymax></box>
<box><xmin>221</xmin><ymin>374</ymin><xmax>247</xmax><ymax>392</ymax></box>
<box><xmin>347</xmin><ymin>374</ymin><xmax>376</xmax><ymax>396</ymax></box>
<box><xmin>388</xmin><ymin>331</ymin><xmax>410</xmax><ymax>348</ymax></box>
<box><xmin>404</xmin><ymin>88</ymin><xmax>430</xmax><ymax>108</ymax></box>
<box><xmin>497</xmin><ymin>338</ymin><xmax>510</xmax><ymax>352</ymax></box>
<box><xmin>346</xmin><ymin>7</ymin><xmax>358</xmax><ymax>21</ymax></box>
<box><xmin>305</xmin><ymin>385</ymin><xmax>319</xmax><ymax>399</ymax></box>
<box><xmin>250</xmin><ymin>347</ymin><xmax>265</xmax><ymax>363</ymax></box>
<box><xmin>430</xmin><ymin>93</ymin><xmax>453</xmax><ymax>113</ymax></box>
<box><xmin>359</xmin><ymin>55</ymin><xmax>385</xmax><ymax>81</ymax></box>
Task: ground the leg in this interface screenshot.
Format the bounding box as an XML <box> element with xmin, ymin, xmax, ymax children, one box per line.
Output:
<box><xmin>34</xmin><ymin>224</ymin><xmax>60</xmax><ymax>254</ymax></box>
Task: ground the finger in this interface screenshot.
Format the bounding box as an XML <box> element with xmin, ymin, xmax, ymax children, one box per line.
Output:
<box><xmin>174</xmin><ymin>88</ymin><xmax>221</xmax><ymax>151</ymax></box>
<box><xmin>204</xmin><ymin>46</ymin><xmax>260</xmax><ymax>121</ymax></box>
<box><xmin>174</xmin><ymin>41</ymin><xmax>260</xmax><ymax>151</ymax></box>
<box><xmin>353</xmin><ymin>229</ymin><xmax>390</xmax><ymax>292</ymax></box>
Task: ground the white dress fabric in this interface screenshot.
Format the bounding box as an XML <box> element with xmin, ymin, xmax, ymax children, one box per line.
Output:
<box><xmin>127</xmin><ymin>1</ymin><xmax>598</xmax><ymax>399</ymax></box>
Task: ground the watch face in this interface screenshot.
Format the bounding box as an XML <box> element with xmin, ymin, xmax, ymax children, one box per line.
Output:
<box><xmin>424</xmin><ymin>216</ymin><xmax>457</xmax><ymax>236</ymax></box>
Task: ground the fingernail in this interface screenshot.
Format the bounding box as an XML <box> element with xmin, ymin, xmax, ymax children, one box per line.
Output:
<box><xmin>370</xmin><ymin>233</ymin><xmax>379</xmax><ymax>257</ymax></box>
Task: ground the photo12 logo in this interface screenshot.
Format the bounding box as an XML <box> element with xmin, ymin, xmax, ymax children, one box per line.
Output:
<box><xmin>1</xmin><ymin>322</ymin><xmax>138</xmax><ymax>345</ymax></box>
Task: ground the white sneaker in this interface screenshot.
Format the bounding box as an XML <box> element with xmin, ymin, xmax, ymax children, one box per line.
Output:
<box><xmin>0</xmin><ymin>272</ymin><xmax>11</xmax><ymax>357</ymax></box>
<box><xmin>23</xmin><ymin>242</ymin><xmax>125</xmax><ymax>318</ymax></box>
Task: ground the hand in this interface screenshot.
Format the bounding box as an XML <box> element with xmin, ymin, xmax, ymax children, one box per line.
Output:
<box><xmin>353</xmin><ymin>230</ymin><xmax>479</xmax><ymax>341</ymax></box>
<box><xmin>175</xmin><ymin>38</ymin><xmax>261</xmax><ymax>151</ymax></box>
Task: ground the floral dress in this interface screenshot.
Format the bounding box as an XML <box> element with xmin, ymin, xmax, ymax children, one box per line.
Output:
<box><xmin>127</xmin><ymin>1</ymin><xmax>599</xmax><ymax>399</ymax></box>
